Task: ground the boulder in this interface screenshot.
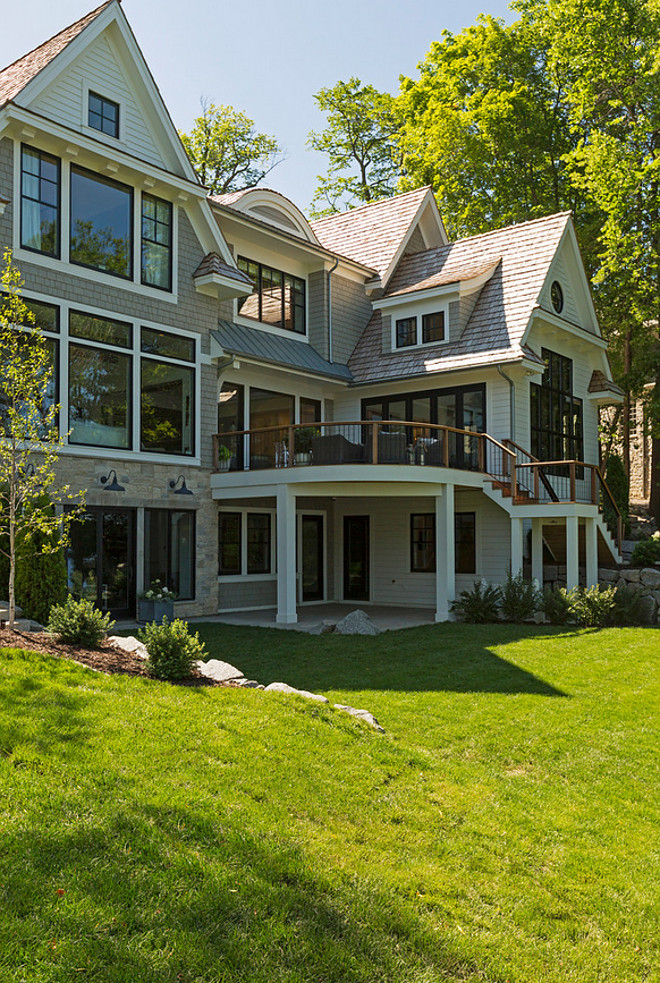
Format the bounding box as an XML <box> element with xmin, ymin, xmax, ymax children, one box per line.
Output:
<box><xmin>598</xmin><ymin>568</ymin><xmax>618</xmax><ymax>583</ymax></box>
<box><xmin>0</xmin><ymin>602</ymin><xmax>23</xmax><ymax>620</ymax></box>
<box><xmin>334</xmin><ymin>609</ymin><xmax>381</xmax><ymax>636</ymax></box>
<box><xmin>109</xmin><ymin>635</ymin><xmax>148</xmax><ymax>660</ymax></box>
<box><xmin>236</xmin><ymin>679</ymin><xmax>264</xmax><ymax>689</ymax></box>
<box><xmin>638</xmin><ymin>594</ymin><xmax>657</xmax><ymax>625</ymax></box>
<box><xmin>265</xmin><ymin>681</ymin><xmax>328</xmax><ymax>703</ymax></box>
<box><xmin>620</xmin><ymin>568</ymin><xmax>641</xmax><ymax>584</ymax></box>
<box><xmin>333</xmin><ymin>704</ymin><xmax>384</xmax><ymax>733</ymax></box>
<box><xmin>640</xmin><ymin>568</ymin><xmax>660</xmax><ymax>589</ymax></box>
<box><xmin>196</xmin><ymin>659</ymin><xmax>245</xmax><ymax>683</ymax></box>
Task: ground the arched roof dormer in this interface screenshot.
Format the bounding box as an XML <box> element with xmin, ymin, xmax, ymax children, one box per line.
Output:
<box><xmin>211</xmin><ymin>188</ymin><xmax>320</xmax><ymax>245</ymax></box>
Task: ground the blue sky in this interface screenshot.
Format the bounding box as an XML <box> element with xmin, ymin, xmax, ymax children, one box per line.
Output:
<box><xmin>1</xmin><ymin>0</ymin><xmax>513</xmax><ymax>211</ymax></box>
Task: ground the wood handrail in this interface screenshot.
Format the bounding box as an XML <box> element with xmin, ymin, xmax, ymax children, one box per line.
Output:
<box><xmin>215</xmin><ymin>419</ymin><xmax>505</xmax><ymax>441</ymax></box>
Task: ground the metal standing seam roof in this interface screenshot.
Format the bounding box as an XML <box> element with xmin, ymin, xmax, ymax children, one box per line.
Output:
<box><xmin>0</xmin><ymin>1</ymin><xmax>114</xmax><ymax>107</ymax></box>
<box><xmin>211</xmin><ymin>321</ymin><xmax>353</xmax><ymax>382</ymax></box>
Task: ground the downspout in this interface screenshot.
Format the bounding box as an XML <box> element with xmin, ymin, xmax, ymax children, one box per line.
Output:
<box><xmin>497</xmin><ymin>363</ymin><xmax>516</xmax><ymax>442</ymax></box>
<box><xmin>327</xmin><ymin>256</ymin><xmax>339</xmax><ymax>363</ymax></box>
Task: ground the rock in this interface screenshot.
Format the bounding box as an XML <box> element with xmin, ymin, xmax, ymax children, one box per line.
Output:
<box><xmin>598</xmin><ymin>568</ymin><xmax>618</xmax><ymax>583</ymax></box>
<box><xmin>334</xmin><ymin>704</ymin><xmax>384</xmax><ymax>733</ymax></box>
<box><xmin>196</xmin><ymin>659</ymin><xmax>245</xmax><ymax>683</ymax></box>
<box><xmin>638</xmin><ymin>594</ymin><xmax>657</xmax><ymax>624</ymax></box>
<box><xmin>236</xmin><ymin>679</ymin><xmax>264</xmax><ymax>689</ymax></box>
<box><xmin>265</xmin><ymin>681</ymin><xmax>328</xmax><ymax>703</ymax></box>
<box><xmin>620</xmin><ymin>568</ymin><xmax>641</xmax><ymax>583</ymax></box>
<box><xmin>334</xmin><ymin>609</ymin><xmax>381</xmax><ymax>636</ymax></box>
<box><xmin>320</xmin><ymin>623</ymin><xmax>336</xmax><ymax>634</ymax></box>
<box><xmin>109</xmin><ymin>635</ymin><xmax>149</xmax><ymax>660</ymax></box>
<box><xmin>0</xmin><ymin>602</ymin><xmax>23</xmax><ymax>620</ymax></box>
<box><xmin>640</xmin><ymin>568</ymin><xmax>660</xmax><ymax>589</ymax></box>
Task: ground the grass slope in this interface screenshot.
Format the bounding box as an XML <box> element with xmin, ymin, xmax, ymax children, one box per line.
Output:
<box><xmin>1</xmin><ymin>624</ymin><xmax>658</xmax><ymax>982</ymax></box>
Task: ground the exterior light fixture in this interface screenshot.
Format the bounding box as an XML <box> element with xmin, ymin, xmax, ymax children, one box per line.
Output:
<box><xmin>100</xmin><ymin>468</ymin><xmax>125</xmax><ymax>492</ymax></box>
<box><xmin>169</xmin><ymin>475</ymin><xmax>193</xmax><ymax>495</ymax></box>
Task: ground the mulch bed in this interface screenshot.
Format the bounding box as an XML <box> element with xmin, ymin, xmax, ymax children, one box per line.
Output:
<box><xmin>0</xmin><ymin>628</ymin><xmax>217</xmax><ymax>686</ymax></box>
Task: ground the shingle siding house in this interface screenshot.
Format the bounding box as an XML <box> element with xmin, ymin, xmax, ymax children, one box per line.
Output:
<box><xmin>0</xmin><ymin>2</ymin><xmax>623</xmax><ymax>625</ymax></box>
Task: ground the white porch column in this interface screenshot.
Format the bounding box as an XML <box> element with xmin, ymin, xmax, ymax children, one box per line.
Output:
<box><xmin>276</xmin><ymin>485</ymin><xmax>297</xmax><ymax>624</ymax></box>
<box><xmin>531</xmin><ymin>518</ymin><xmax>544</xmax><ymax>587</ymax></box>
<box><xmin>510</xmin><ymin>517</ymin><xmax>524</xmax><ymax>578</ymax></box>
<box><xmin>435</xmin><ymin>484</ymin><xmax>455</xmax><ymax>622</ymax></box>
<box><xmin>566</xmin><ymin>515</ymin><xmax>579</xmax><ymax>590</ymax></box>
<box><xmin>585</xmin><ymin>516</ymin><xmax>599</xmax><ymax>588</ymax></box>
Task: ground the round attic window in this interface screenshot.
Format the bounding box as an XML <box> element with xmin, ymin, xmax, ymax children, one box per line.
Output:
<box><xmin>550</xmin><ymin>280</ymin><xmax>564</xmax><ymax>314</ymax></box>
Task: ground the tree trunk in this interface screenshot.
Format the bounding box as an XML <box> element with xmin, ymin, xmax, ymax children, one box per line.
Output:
<box><xmin>8</xmin><ymin>476</ymin><xmax>15</xmax><ymax>629</ymax></box>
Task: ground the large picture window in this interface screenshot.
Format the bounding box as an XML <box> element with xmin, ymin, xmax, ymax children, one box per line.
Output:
<box><xmin>530</xmin><ymin>349</ymin><xmax>583</xmax><ymax>463</ymax></box>
<box><xmin>141</xmin><ymin>327</ymin><xmax>195</xmax><ymax>456</ymax></box>
<box><xmin>237</xmin><ymin>257</ymin><xmax>305</xmax><ymax>334</ymax></box>
<box><xmin>145</xmin><ymin>509</ymin><xmax>195</xmax><ymax>600</ymax></box>
<box><xmin>70</xmin><ymin>166</ymin><xmax>133</xmax><ymax>278</ymax></box>
<box><xmin>141</xmin><ymin>194</ymin><xmax>172</xmax><ymax>290</ymax></box>
<box><xmin>21</xmin><ymin>145</ymin><xmax>60</xmax><ymax>257</ymax></box>
<box><xmin>410</xmin><ymin>512</ymin><xmax>476</xmax><ymax>574</ymax></box>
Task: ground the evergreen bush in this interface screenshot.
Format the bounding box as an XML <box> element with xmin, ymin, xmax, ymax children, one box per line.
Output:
<box><xmin>541</xmin><ymin>585</ymin><xmax>572</xmax><ymax>624</ymax></box>
<box><xmin>450</xmin><ymin>580</ymin><xmax>501</xmax><ymax>623</ymax></box>
<box><xmin>139</xmin><ymin>618</ymin><xmax>206</xmax><ymax>681</ymax></box>
<box><xmin>610</xmin><ymin>583</ymin><xmax>648</xmax><ymax>626</ymax></box>
<box><xmin>604</xmin><ymin>454</ymin><xmax>630</xmax><ymax>536</ymax></box>
<box><xmin>630</xmin><ymin>535</ymin><xmax>660</xmax><ymax>567</ymax></box>
<box><xmin>499</xmin><ymin>572</ymin><xmax>540</xmax><ymax>623</ymax></box>
<box><xmin>47</xmin><ymin>595</ymin><xmax>114</xmax><ymax>648</ymax></box>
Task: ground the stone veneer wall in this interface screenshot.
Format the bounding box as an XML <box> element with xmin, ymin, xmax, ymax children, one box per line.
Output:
<box><xmin>543</xmin><ymin>562</ymin><xmax>660</xmax><ymax>624</ymax></box>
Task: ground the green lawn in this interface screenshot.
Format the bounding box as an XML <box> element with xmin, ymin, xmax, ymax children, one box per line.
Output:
<box><xmin>1</xmin><ymin>624</ymin><xmax>658</xmax><ymax>982</ymax></box>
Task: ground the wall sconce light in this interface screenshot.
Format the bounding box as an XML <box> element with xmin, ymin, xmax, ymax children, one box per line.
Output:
<box><xmin>0</xmin><ymin>197</ymin><xmax>9</xmax><ymax>217</ymax></box>
<box><xmin>169</xmin><ymin>475</ymin><xmax>193</xmax><ymax>496</ymax></box>
<box><xmin>100</xmin><ymin>468</ymin><xmax>125</xmax><ymax>492</ymax></box>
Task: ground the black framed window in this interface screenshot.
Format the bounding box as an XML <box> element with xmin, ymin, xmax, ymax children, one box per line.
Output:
<box><xmin>530</xmin><ymin>348</ymin><xmax>583</xmax><ymax>463</ymax></box>
<box><xmin>237</xmin><ymin>256</ymin><xmax>305</xmax><ymax>334</ymax></box>
<box><xmin>141</xmin><ymin>326</ymin><xmax>194</xmax><ymax>362</ymax></box>
<box><xmin>422</xmin><ymin>311</ymin><xmax>445</xmax><ymax>344</ymax></box>
<box><xmin>88</xmin><ymin>92</ymin><xmax>120</xmax><ymax>138</ymax></box>
<box><xmin>218</xmin><ymin>512</ymin><xmax>241</xmax><ymax>575</ymax></box>
<box><xmin>20</xmin><ymin>145</ymin><xmax>60</xmax><ymax>257</ymax></box>
<box><xmin>68</xmin><ymin>342</ymin><xmax>131</xmax><ymax>450</ymax></box>
<box><xmin>141</xmin><ymin>360</ymin><xmax>194</xmax><ymax>456</ymax></box>
<box><xmin>396</xmin><ymin>317</ymin><xmax>417</xmax><ymax>348</ymax></box>
<box><xmin>362</xmin><ymin>384</ymin><xmax>485</xmax><ymax>432</ymax></box>
<box><xmin>141</xmin><ymin>194</ymin><xmax>172</xmax><ymax>290</ymax></box>
<box><xmin>70</xmin><ymin>166</ymin><xmax>133</xmax><ymax>278</ymax></box>
<box><xmin>410</xmin><ymin>512</ymin><xmax>476</xmax><ymax>574</ymax></box>
<box><xmin>18</xmin><ymin>297</ymin><xmax>59</xmax><ymax>333</ymax></box>
<box><xmin>247</xmin><ymin>513</ymin><xmax>271</xmax><ymax>574</ymax></box>
<box><xmin>145</xmin><ymin>509</ymin><xmax>195</xmax><ymax>600</ymax></box>
<box><xmin>70</xmin><ymin>310</ymin><xmax>132</xmax><ymax>348</ymax></box>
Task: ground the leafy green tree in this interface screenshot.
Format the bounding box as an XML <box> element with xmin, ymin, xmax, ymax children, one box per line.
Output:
<box><xmin>308</xmin><ymin>78</ymin><xmax>404</xmax><ymax>216</ymax></box>
<box><xmin>0</xmin><ymin>250</ymin><xmax>84</xmax><ymax>626</ymax></box>
<box><xmin>180</xmin><ymin>100</ymin><xmax>282</xmax><ymax>195</ymax></box>
<box><xmin>397</xmin><ymin>14</ymin><xmax>587</xmax><ymax>241</ymax></box>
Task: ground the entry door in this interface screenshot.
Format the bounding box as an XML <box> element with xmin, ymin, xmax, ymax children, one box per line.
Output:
<box><xmin>68</xmin><ymin>508</ymin><xmax>136</xmax><ymax>618</ymax></box>
<box><xmin>343</xmin><ymin>515</ymin><xmax>370</xmax><ymax>601</ymax></box>
<box><xmin>301</xmin><ymin>515</ymin><xmax>324</xmax><ymax>602</ymax></box>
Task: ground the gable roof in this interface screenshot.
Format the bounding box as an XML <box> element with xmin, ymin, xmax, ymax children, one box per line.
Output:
<box><xmin>349</xmin><ymin>211</ymin><xmax>573</xmax><ymax>385</ymax></box>
<box><xmin>0</xmin><ymin>1</ymin><xmax>113</xmax><ymax>107</ymax></box>
<box><xmin>309</xmin><ymin>187</ymin><xmax>437</xmax><ymax>281</ymax></box>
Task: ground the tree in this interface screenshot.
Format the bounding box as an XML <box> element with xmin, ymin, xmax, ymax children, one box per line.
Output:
<box><xmin>397</xmin><ymin>15</ymin><xmax>590</xmax><ymax>242</ymax></box>
<box><xmin>180</xmin><ymin>100</ymin><xmax>282</xmax><ymax>195</ymax></box>
<box><xmin>307</xmin><ymin>78</ymin><xmax>404</xmax><ymax>216</ymax></box>
<box><xmin>0</xmin><ymin>250</ymin><xmax>84</xmax><ymax>627</ymax></box>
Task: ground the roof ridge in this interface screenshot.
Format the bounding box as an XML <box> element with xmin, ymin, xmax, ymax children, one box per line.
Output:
<box><xmin>0</xmin><ymin>0</ymin><xmax>115</xmax><ymax>102</ymax></box>
<box><xmin>310</xmin><ymin>185</ymin><xmax>432</xmax><ymax>226</ymax></box>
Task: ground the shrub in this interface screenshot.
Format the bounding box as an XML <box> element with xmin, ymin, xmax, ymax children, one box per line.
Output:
<box><xmin>604</xmin><ymin>454</ymin><xmax>630</xmax><ymax>536</ymax></box>
<box><xmin>630</xmin><ymin>536</ymin><xmax>660</xmax><ymax>567</ymax></box>
<box><xmin>499</xmin><ymin>573</ymin><xmax>540</xmax><ymax>623</ymax></box>
<box><xmin>15</xmin><ymin>548</ymin><xmax>67</xmax><ymax>626</ymax></box>
<box><xmin>47</xmin><ymin>595</ymin><xmax>114</xmax><ymax>647</ymax></box>
<box><xmin>566</xmin><ymin>585</ymin><xmax>617</xmax><ymax>628</ymax></box>
<box><xmin>139</xmin><ymin>618</ymin><xmax>207</xmax><ymax>681</ymax></box>
<box><xmin>610</xmin><ymin>583</ymin><xmax>648</xmax><ymax>626</ymax></box>
<box><xmin>541</xmin><ymin>585</ymin><xmax>572</xmax><ymax>624</ymax></box>
<box><xmin>451</xmin><ymin>579</ymin><xmax>501</xmax><ymax>623</ymax></box>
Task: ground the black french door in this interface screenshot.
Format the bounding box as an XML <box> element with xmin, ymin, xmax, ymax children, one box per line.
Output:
<box><xmin>67</xmin><ymin>508</ymin><xmax>136</xmax><ymax>618</ymax></box>
<box><xmin>343</xmin><ymin>515</ymin><xmax>370</xmax><ymax>601</ymax></box>
<box><xmin>301</xmin><ymin>515</ymin><xmax>324</xmax><ymax>602</ymax></box>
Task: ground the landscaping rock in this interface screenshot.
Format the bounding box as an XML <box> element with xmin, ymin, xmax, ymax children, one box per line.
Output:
<box><xmin>334</xmin><ymin>704</ymin><xmax>384</xmax><ymax>733</ymax></box>
<box><xmin>109</xmin><ymin>635</ymin><xmax>148</xmax><ymax>660</ymax></box>
<box><xmin>598</xmin><ymin>568</ymin><xmax>618</xmax><ymax>583</ymax></box>
<box><xmin>640</xmin><ymin>568</ymin><xmax>660</xmax><ymax>589</ymax></box>
<box><xmin>265</xmin><ymin>681</ymin><xmax>328</xmax><ymax>703</ymax></box>
<box><xmin>320</xmin><ymin>622</ymin><xmax>336</xmax><ymax>634</ymax></box>
<box><xmin>0</xmin><ymin>602</ymin><xmax>23</xmax><ymax>620</ymax></box>
<box><xmin>638</xmin><ymin>595</ymin><xmax>657</xmax><ymax>624</ymax></box>
<box><xmin>196</xmin><ymin>659</ymin><xmax>245</xmax><ymax>683</ymax></box>
<box><xmin>334</xmin><ymin>609</ymin><xmax>381</xmax><ymax>636</ymax></box>
<box><xmin>236</xmin><ymin>679</ymin><xmax>264</xmax><ymax>689</ymax></box>
<box><xmin>620</xmin><ymin>568</ymin><xmax>641</xmax><ymax>583</ymax></box>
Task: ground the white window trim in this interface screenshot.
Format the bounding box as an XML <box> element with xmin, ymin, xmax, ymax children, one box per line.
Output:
<box><xmin>81</xmin><ymin>78</ymin><xmax>124</xmax><ymax>145</ymax></box>
<box><xmin>218</xmin><ymin>507</ymin><xmax>276</xmax><ymax>579</ymax></box>
<box><xmin>392</xmin><ymin>304</ymin><xmax>450</xmax><ymax>352</ymax></box>
<box><xmin>13</xmin><ymin>140</ymin><xmax>179</xmax><ymax>304</ymax></box>
<box><xmin>20</xmin><ymin>291</ymin><xmax>201</xmax><ymax>465</ymax></box>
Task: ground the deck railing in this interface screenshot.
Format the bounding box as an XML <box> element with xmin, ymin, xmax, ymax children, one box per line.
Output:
<box><xmin>213</xmin><ymin>422</ymin><xmax>622</xmax><ymax>552</ymax></box>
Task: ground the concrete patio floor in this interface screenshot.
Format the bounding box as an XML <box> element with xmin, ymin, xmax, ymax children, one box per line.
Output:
<box><xmin>189</xmin><ymin>603</ymin><xmax>437</xmax><ymax>633</ymax></box>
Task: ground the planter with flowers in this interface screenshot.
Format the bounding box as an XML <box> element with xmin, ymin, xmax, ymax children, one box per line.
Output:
<box><xmin>138</xmin><ymin>580</ymin><xmax>177</xmax><ymax>623</ymax></box>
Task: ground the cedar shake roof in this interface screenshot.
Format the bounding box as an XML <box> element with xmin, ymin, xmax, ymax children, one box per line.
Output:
<box><xmin>349</xmin><ymin>211</ymin><xmax>574</xmax><ymax>385</ymax></box>
<box><xmin>193</xmin><ymin>252</ymin><xmax>252</xmax><ymax>285</ymax></box>
<box><xmin>0</xmin><ymin>1</ymin><xmax>114</xmax><ymax>108</ymax></box>
<box><xmin>210</xmin><ymin>189</ymin><xmax>254</xmax><ymax>207</ymax></box>
<box><xmin>309</xmin><ymin>187</ymin><xmax>432</xmax><ymax>279</ymax></box>
<box><xmin>588</xmin><ymin>370</ymin><xmax>624</xmax><ymax>396</ymax></box>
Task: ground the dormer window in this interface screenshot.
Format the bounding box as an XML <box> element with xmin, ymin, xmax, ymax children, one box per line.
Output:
<box><xmin>394</xmin><ymin>309</ymin><xmax>447</xmax><ymax>350</ymax></box>
<box><xmin>88</xmin><ymin>92</ymin><xmax>119</xmax><ymax>138</ymax></box>
<box><xmin>237</xmin><ymin>257</ymin><xmax>305</xmax><ymax>335</ymax></box>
